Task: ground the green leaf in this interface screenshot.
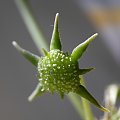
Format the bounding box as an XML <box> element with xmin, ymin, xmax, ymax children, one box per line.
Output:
<box><xmin>28</xmin><ymin>83</ymin><xmax>45</xmax><ymax>102</ymax></box>
<box><xmin>76</xmin><ymin>85</ymin><xmax>109</xmax><ymax>112</ymax></box>
<box><xmin>71</xmin><ymin>33</ymin><xmax>98</xmax><ymax>61</ymax></box>
<box><xmin>12</xmin><ymin>41</ymin><xmax>40</xmax><ymax>67</ymax></box>
<box><xmin>79</xmin><ymin>68</ymin><xmax>95</xmax><ymax>75</ymax></box>
<box><xmin>50</xmin><ymin>13</ymin><xmax>62</xmax><ymax>51</ymax></box>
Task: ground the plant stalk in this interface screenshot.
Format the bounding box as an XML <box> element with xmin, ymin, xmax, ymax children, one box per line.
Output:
<box><xmin>15</xmin><ymin>0</ymin><xmax>49</xmax><ymax>55</ymax></box>
<box><xmin>80</xmin><ymin>76</ymin><xmax>94</xmax><ymax>120</ymax></box>
<box><xmin>68</xmin><ymin>93</ymin><xmax>85</xmax><ymax>120</ymax></box>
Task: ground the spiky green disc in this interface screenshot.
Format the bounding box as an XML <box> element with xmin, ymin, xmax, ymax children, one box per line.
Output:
<box><xmin>37</xmin><ymin>49</ymin><xmax>80</xmax><ymax>96</ymax></box>
<box><xmin>13</xmin><ymin>13</ymin><xmax>109</xmax><ymax>112</ymax></box>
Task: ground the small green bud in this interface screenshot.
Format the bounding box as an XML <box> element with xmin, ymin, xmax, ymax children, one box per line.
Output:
<box><xmin>37</xmin><ymin>49</ymin><xmax>80</xmax><ymax>96</ymax></box>
<box><xmin>12</xmin><ymin>13</ymin><xmax>109</xmax><ymax>112</ymax></box>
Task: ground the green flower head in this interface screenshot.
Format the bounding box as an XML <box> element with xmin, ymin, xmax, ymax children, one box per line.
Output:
<box><xmin>12</xmin><ymin>13</ymin><xmax>109</xmax><ymax>112</ymax></box>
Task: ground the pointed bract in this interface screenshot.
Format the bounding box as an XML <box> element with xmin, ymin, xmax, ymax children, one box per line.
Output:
<box><xmin>79</xmin><ymin>68</ymin><xmax>95</xmax><ymax>75</ymax></box>
<box><xmin>28</xmin><ymin>83</ymin><xmax>45</xmax><ymax>102</ymax></box>
<box><xmin>42</xmin><ymin>48</ymin><xmax>49</xmax><ymax>56</ymax></box>
<box><xmin>71</xmin><ymin>33</ymin><xmax>98</xmax><ymax>61</ymax></box>
<box><xmin>12</xmin><ymin>41</ymin><xmax>40</xmax><ymax>67</ymax></box>
<box><xmin>50</xmin><ymin>13</ymin><xmax>62</xmax><ymax>50</ymax></box>
<box><xmin>76</xmin><ymin>85</ymin><xmax>109</xmax><ymax>112</ymax></box>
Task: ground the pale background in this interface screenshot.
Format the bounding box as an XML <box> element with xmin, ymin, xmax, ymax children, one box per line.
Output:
<box><xmin>0</xmin><ymin>0</ymin><xmax>119</xmax><ymax>120</ymax></box>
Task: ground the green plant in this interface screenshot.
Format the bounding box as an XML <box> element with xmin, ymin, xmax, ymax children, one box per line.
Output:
<box><xmin>12</xmin><ymin>13</ymin><xmax>108</xmax><ymax>112</ymax></box>
<box><xmin>12</xmin><ymin>0</ymin><xmax>120</xmax><ymax>120</ymax></box>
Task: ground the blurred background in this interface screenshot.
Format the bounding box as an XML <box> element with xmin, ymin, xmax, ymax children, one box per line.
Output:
<box><xmin>0</xmin><ymin>0</ymin><xmax>119</xmax><ymax>120</ymax></box>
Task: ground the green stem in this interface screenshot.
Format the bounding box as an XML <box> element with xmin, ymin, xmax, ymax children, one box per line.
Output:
<box><xmin>15</xmin><ymin>0</ymin><xmax>94</xmax><ymax>119</ymax></box>
<box><xmin>81</xmin><ymin>77</ymin><xmax>94</xmax><ymax>120</ymax></box>
<box><xmin>15</xmin><ymin>0</ymin><xmax>49</xmax><ymax>55</ymax></box>
<box><xmin>68</xmin><ymin>93</ymin><xmax>85</xmax><ymax>120</ymax></box>
<box><xmin>82</xmin><ymin>98</ymin><xmax>94</xmax><ymax>120</ymax></box>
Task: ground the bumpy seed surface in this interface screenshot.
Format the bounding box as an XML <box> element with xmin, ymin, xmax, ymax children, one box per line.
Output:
<box><xmin>37</xmin><ymin>50</ymin><xmax>80</xmax><ymax>95</ymax></box>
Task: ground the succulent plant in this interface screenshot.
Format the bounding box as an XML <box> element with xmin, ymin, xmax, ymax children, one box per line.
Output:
<box><xmin>12</xmin><ymin>13</ymin><xmax>109</xmax><ymax>112</ymax></box>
